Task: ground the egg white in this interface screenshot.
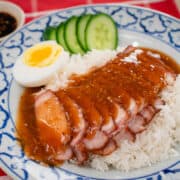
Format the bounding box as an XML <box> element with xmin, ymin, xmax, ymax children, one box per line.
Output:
<box><xmin>13</xmin><ymin>41</ymin><xmax>70</xmax><ymax>87</ymax></box>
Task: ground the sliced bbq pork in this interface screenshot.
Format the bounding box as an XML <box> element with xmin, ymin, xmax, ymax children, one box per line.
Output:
<box><xmin>55</xmin><ymin>90</ymin><xmax>86</xmax><ymax>147</ymax></box>
<box><xmin>35</xmin><ymin>90</ymin><xmax>71</xmax><ymax>145</ymax></box>
<box><xmin>93</xmin><ymin>139</ymin><xmax>117</xmax><ymax>156</ymax></box>
<box><xmin>65</xmin><ymin>88</ymin><xmax>109</xmax><ymax>151</ymax></box>
<box><xmin>113</xmin><ymin>128</ymin><xmax>135</xmax><ymax>147</ymax></box>
<box><xmin>35</xmin><ymin>90</ymin><xmax>72</xmax><ymax>161</ymax></box>
<box><xmin>33</xmin><ymin>46</ymin><xmax>176</xmax><ymax>165</ymax></box>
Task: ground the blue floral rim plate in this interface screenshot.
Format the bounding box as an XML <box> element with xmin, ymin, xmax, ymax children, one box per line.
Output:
<box><xmin>0</xmin><ymin>4</ymin><xmax>180</xmax><ymax>180</ymax></box>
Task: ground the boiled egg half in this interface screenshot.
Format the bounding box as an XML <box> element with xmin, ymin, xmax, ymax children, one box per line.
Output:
<box><xmin>13</xmin><ymin>41</ymin><xmax>69</xmax><ymax>87</ymax></box>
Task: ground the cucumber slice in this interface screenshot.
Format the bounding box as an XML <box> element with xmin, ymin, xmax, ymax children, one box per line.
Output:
<box><xmin>43</xmin><ymin>26</ymin><xmax>56</xmax><ymax>41</ymax></box>
<box><xmin>77</xmin><ymin>14</ymin><xmax>93</xmax><ymax>51</ymax></box>
<box><xmin>64</xmin><ymin>16</ymin><xmax>85</xmax><ymax>54</ymax></box>
<box><xmin>56</xmin><ymin>22</ymin><xmax>69</xmax><ymax>51</ymax></box>
<box><xmin>85</xmin><ymin>13</ymin><xmax>118</xmax><ymax>50</ymax></box>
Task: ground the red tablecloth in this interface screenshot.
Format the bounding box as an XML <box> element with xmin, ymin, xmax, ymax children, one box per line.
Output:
<box><xmin>0</xmin><ymin>0</ymin><xmax>179</xmax><ymax>179</ymax></box>
<box><xmin>7</xmin><ymin>0</ymin><xmax>180</xmax><ymax>21</ymax></box>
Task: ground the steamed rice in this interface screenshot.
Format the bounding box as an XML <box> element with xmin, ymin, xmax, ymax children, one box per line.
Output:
<box><xmin>46</xmin><ymin>47</ymin><xmax>180</xmax><ymax>171</ymax></box>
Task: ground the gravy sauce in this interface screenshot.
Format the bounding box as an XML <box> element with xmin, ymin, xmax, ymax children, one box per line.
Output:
<box><xmin>16</xmin><ymin>47</ymin><xmax>180</xmax><ymax>165</ymax></box>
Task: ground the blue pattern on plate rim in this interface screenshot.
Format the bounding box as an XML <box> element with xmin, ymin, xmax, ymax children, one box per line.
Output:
<box><xmin>0</xmin><ymin>4</ymin><xmax>180</xmax><ymax>180</ymax></box>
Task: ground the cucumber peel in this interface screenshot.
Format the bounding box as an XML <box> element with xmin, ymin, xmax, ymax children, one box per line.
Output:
<box><xmin>64</xmin><ymin>16</ymin><xmax>85</xmax><ymax>54</ymax></box>
<box><xmin>56</xmin><ymin>22</ymin><xmax>69</xmax><ymax>51</ymax></box>
<box><xmin>43</xmin><ymin>26</ymin><xmax>56</xmax><ymax>41</ymax></box>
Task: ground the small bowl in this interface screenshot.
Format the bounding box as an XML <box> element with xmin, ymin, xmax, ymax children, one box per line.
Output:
<box><xmin>0</xmin><ymin>1</ymin><xmax>25</xmax><ymax>42</ymax></box>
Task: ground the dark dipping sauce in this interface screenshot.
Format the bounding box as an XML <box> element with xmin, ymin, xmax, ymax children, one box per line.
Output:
<box><xmin>0</xmin><ymin>12</ymin><xmax>17</xmax><ymax>38</ymax></box>
<box><xmin>16</xmin><ymin>47</ymin><xmax>180</xmax><ymax>166</ymax></box>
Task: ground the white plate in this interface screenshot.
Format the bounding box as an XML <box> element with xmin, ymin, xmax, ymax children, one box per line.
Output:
<box><xmin>0</xmin><ymin>4</ymin><xmax>180</xmax><ymax>180</ymax></box>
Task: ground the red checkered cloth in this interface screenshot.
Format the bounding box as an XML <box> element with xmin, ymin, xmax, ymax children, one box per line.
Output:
<box><xmin>8</xmin><ymin>0</ymin><xmax>180</xmax><ymax>21</ymax></box>
<box><xmin>0</xmin><ymin>0</ymin><xmax>179</xmax><ymax>178</ymax></box>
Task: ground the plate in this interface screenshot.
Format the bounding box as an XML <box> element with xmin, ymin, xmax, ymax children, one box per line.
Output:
<box><xmin>0</xmin><ymin>4</ymin><xmax>180</xmax><ymax>180</ymax></box>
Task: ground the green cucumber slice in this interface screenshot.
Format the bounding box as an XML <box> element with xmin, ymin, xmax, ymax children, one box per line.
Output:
<box><xmin>56</xmin><ymin>22</ymin><xmax>69</xmax><ymax>51</ymax></box>
<box><xmin>43</xmin><ymin>26</ymin><xmax>56</xmax><ymax>41</ymax></box>
<box><xmin>85</xmin><ymin>13</ymin><xmax>118</xmax><ymax>50</ymax></box>
<box><xmin>64</xmin><ymin>16</ymin><xmax>85</xmax><ymax>54</ymax></box>
<box><xmin>77</xmin><ymin>14</ymin><xmax>93</xmax><ymax>51</ymax></box>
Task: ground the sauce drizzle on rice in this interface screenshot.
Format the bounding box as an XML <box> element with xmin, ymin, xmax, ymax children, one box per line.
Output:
<box><xmin>16</xmin><ymin>46</ymin><xmax>180</xmax><ymax>168</ymax></box>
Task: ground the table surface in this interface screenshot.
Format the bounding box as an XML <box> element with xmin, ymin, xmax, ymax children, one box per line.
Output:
<box><xmin>0</xmin><ymin>0</ymin><xmax>179</xmax><ymax>179</ymax></box>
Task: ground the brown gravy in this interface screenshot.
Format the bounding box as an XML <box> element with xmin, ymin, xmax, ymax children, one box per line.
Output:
<box><xmin>0</xmin><ymin>12</ymin><xmax>17</xmax><ymax>38</ymax></box>
<box><xmin>141</xmin><ymin>47</ymin><xmax>180</xmax><ymax>74</ymax></box>
<box><xmin>16</xmin><ymin>88</ymin><xmax>65</xmax><ymax>165</ymax></box>
<box><xmin>16</xmin><ymin>47</ymin><xmax>180</xmax><ymax>165</ymax></box>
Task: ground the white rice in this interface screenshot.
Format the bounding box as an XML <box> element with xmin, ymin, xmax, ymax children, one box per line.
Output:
<box><xmin>46</xmin><ymin>47</ymin><xmax>180</xmax><ymax>171</ymax></box>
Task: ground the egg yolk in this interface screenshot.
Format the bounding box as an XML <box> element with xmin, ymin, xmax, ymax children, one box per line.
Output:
<box><xmin>23</xmin><ymin>44</ymin><xmax>62</xmax><ymax>67</ymax></box>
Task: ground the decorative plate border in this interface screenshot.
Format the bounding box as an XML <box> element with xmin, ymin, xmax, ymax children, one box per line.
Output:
<box><xmin>0</xmin><ymin>4</ymin><xmax>179</xmax><ymax>180</ymax></box>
